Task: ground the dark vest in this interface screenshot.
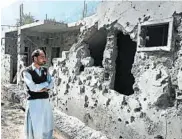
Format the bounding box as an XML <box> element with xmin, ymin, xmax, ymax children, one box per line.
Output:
<box><xmin>25</xmin><ymin>66</ymin><xmax>49</xmax><ymax>100</ymax></box>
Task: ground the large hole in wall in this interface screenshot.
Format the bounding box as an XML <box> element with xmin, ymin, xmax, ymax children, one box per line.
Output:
<box><xmin>87</xmin><ymin>28</ymin><xmax>107</xmax><ymax>67</ymax></box>
<box><xmin>114</xmin><ymin>32</ymin><xmax>136</xmax><ymax>95</ymax></box>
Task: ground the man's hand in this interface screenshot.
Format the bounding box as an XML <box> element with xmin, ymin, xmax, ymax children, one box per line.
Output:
<box><xmin>39</xmin><ymin>88</ymin><xmax>50</xmax><ymax>92</ymax></box>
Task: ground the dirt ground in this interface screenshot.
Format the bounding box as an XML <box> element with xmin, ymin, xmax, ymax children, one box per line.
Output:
<box><xmin>1</xmin><ymin>100</ymin><xmax>65</xmax><ymax>139</ymax></box>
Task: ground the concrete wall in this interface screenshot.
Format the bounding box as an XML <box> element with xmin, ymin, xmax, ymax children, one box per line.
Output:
<box><xmin>1</xmin><ymin>30</ymin><xmax>17</xmax><ymax>83</ymax></box>
<box><xmin>61</xmin><ymin>31</ymin><xmax>79</xmax><ymax>52</ymax></box>
<box><xmin>1</xmin><ymin>55</ymin><xmax>13</xmax><ymax>83</ymax></box>
<box><xmin>49</xmin><ymin>2</ymin><xmax>182</xmax><ymax>139</ymax></box>
<box><xmin>22</xmin><ymin>30</ymin><xmax>79</xmax><ymax>66</ymax></box>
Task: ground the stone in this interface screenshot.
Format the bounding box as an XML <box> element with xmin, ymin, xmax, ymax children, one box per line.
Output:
<box><xmin>177</xmin><ymin>67</ymin><xmax>182</xmax><ymax>90</ymax></box>
<box><xmin>81</xmin><ymin>57</ymin><xmax>94</xmax><ymax>67</ymax></box>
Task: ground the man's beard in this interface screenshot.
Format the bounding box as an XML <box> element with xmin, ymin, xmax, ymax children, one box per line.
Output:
<box><xmin>38</xmin><ymin>61</ymin><xmax>46</xmax><ymax>66</ymax></box>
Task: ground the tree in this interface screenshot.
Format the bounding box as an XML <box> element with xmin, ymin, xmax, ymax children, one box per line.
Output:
<box><xmin>16</xmin><ymin>13</ymin><xmax>35</xmax><ymax>26</ymax></box>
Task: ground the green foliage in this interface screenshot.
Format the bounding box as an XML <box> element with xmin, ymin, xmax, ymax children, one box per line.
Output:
<box><xmin>16</xmin><ymin>13</ymin><xmax>35</xmax><ymax>26</ymax></box>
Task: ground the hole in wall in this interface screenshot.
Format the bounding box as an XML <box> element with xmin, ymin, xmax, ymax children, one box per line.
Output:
<box><xmin>79</xmin><ymin>65</ymin><xmax>85</xmax><ymax>72</ymax></box>
<box><xmin>114</xmin><ymin>31</ymin><xmax>136</xmax><ymax>95</ymax></box>
<box><xmin>87</xmin><ymin>28</ymin><xmax>107</xmax><ymax>67</ymax></box>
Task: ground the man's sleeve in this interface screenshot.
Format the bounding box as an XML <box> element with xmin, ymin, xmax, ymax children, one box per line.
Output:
<box><xmin>23</xmin><ymin>71</ymin><xmax>49</xmax><ymax>92</ymax></box>
<box><xmin>46</xmin><ymin>73</ymin><xmax>54</xmax><ymax>90</ymax></box>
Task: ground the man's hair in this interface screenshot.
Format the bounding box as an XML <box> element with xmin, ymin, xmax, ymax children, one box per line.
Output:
<box><xmin>31</xmin><ymin>49</ymin><xmax>46</xmax><ymax>62</ymax></box>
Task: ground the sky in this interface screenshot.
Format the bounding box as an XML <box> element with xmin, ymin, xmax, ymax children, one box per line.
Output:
<box><xmin>1</xmin><ymin>0</ymin><xmax>101</xmax><ymax>26</ymax></box>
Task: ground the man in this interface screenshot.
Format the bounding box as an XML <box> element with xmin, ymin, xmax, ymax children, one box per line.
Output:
<box><xmin>22</xmin><ymin>49</ymin><xmax>54</xmax><ymax>139</ymax></box>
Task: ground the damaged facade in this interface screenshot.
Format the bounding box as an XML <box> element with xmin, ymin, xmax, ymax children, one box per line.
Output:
<box><xmin>1</xmin><ymin>1</ymin><xmax>182</xmax><ymax>139</ymax></box>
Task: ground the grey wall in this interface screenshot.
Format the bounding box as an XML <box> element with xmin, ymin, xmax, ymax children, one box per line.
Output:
<box><xmin>49</xmin><ymin>2</ymin><xmax>182</xmax><ymax>139</ymax></box>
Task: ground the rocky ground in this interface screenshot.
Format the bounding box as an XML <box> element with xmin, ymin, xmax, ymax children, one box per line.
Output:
<box><xmin>1</xmin><ymin>100</ymin><xmax>65</xmax><ymax>139</ymax></box>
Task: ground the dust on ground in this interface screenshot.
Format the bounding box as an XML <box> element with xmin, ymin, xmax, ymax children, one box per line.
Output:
<box><xmin>1</xmin><ymin>100</ymin><xmax>65</xmax><ymax>139</ymax></box>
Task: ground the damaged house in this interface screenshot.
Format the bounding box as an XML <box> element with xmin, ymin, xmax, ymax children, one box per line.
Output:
<box><xmin>1</xmin><ymin>1</ymin><xmax>182</xmax><ymax>139</ymax></box>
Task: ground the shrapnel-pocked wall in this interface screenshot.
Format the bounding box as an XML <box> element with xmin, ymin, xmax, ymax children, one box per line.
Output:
<box><xmin>49</xmin><ymin>1</ymin><xmax>182</xmax><ymax>139</ymax></box>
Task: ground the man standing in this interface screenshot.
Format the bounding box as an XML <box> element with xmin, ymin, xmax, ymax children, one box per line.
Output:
<box><xmin>22</xmin><ymin>49</ymin><xmax>54</xmax><ymax>139</ymax></box>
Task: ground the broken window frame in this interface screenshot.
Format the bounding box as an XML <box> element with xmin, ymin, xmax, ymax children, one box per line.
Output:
<box><xmin>137</xmin><ymin>17</ymin><xmax>173</xmax><ymax>52</ymax></box>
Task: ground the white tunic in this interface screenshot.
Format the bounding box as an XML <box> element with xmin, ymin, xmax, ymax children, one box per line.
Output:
<box><xmin>25</xmin><ymin>99</ymin><xmax>54</xmax><ymax>139</ymax></box>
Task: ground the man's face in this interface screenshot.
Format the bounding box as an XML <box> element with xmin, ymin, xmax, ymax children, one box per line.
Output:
<box><xmin>34</xmin><ymin>51</ymin><xmax>47</xmax><ymax>66</ymax></box>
